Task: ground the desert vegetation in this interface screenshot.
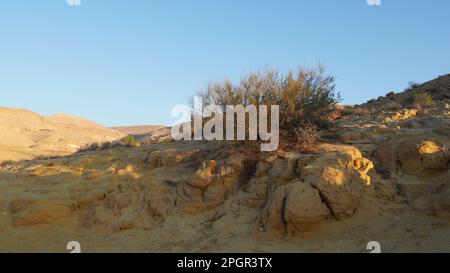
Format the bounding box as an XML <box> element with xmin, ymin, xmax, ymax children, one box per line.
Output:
<box><xmin>295</xmin><ymin>123</ymin><xmax>321</xmax><ymax>152</ymax></box>
<box><xmin>194</xmin><ymin>66</ymin><xmax>341</xmax><ymax>150</ymax></box>
<box><xmin>412</xmin><ymin>92</ymin><xmax>434</xmax><ymax>109</ymax></box>
<box><xmin>78</xmin><ymin>136</ymin><xmax>141</xmax><ymax>153</ymax></box>
<box><xmin>406</xmin><ymin>81</ymin><xmax>422</xmax><ymax>91</ymax></box>
<box><xmin>122</xmin><ymin>136</ymin><xmax>141</xmax><ymax>147</ymax></box>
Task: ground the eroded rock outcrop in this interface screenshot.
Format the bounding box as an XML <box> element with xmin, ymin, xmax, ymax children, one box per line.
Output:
<box><xmin>377</xmin><ymin>136</ymin><xmax>450</xmax><ymax>177</ymax></box>
<box><xmin>261</xmin><ymin>144</ymin><xmax>374</xmax><ymax>234</ymax></box>
<box><xmin>300</xmin><ymin>145</ymin><xmax>373</xmax><ymax>219</ymax></box>
<box><xmin>284</xmin><ymin>181</ymin><xmax>331</xmax><ymax>233</ymax></box>
<box><xmin>177</xmin><ymin>153</ymin><xmax>253</xmax><ymax>214</ymax></box>
<box><xmin>145</xmin><ymin>149</ymin><xmax>200</xmax><ymax>169</ymax></box>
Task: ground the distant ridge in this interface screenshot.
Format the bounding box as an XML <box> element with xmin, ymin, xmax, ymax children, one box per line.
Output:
<box><xmin>111</xmin><ymin>125</ymin><xmax>166</xmax><ymax>136</ymax></box>
<box><xmin>111</xmin><ymin>125</ymin><xmax>171</xmax><ymax>144</ymax></box>
<box><xmin>360</xmin><ymin>74</ymin><xmax>450</xmax><ymax>108</ymax></box>
<box><xmin>0</xmin><ymin>107</ymin><xmax>126</xmax><ymax>162</ymax></box>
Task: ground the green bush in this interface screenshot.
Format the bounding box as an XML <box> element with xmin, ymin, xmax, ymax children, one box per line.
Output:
<box><xmin>195</xmin><ymin>66</ymin><xmax>341</xmax><ymax>134</ymax></box>
<box><xmin>412</xmin><ymin>92</ymin><xmax>434</xmax><ymax>109</ymax></box>
<box><xmin>122</xmin><ymin>136</ymin><xmax>140</xmax><ymax>147</ymax></box>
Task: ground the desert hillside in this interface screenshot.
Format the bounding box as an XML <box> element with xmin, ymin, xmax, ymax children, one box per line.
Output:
<box><xmin>0</xmin><ymin>75</ymin><xmax>448</xmax><ymax>253</ymax></box>
<box><xmin>360</xmin><ymin>74</ymin><xmax>450</xmax><ymax>110</ymax></box>
<box><xmin>112</xmin><ymin>125</ymin><xmax>171</xmax><ymax>144</ymax></box>
<box><xmin>0</xmin><ymin>108</ymin><xmax>126</xmax><ymax>162</ymax></box>
<box><xmin>111</xmin><ymin>125</ymin><xmax>166</xmax><ymax>136</ymax></box>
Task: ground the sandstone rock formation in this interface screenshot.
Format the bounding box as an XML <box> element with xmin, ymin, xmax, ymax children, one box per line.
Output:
<box><xmin>0</xmin><ymin>86</ymin><xmax>449</xmax><ymax>252</ymax></box>
<box><xmin>301</xmin><ymin>145</ymin><xmax>373</xmax><ymax>219</ymax></box>
<box><xmin>377</xmin><ymin>136</ymin><xmax>449</xmax><ymax>177</ymax></box>
<box><xmin>261</xmin><ymin>180</ymin><xmax>330</xmax><ymax>234</ymax></box>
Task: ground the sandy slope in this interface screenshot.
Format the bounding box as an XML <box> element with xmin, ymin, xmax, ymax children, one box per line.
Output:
<box><xmin>0</xmin><ymin>108</ymin><xmax>126</xmax><ymax>162</ymax></box>
<box><xmin>0</xmin><ymin>76</ymin><xmax>448</xmax><ymax>253</ymax></box>
<box><xmin>0</xmin><ymin>104</ymin><xmax>448</xmax><ymax>253</ymax></box>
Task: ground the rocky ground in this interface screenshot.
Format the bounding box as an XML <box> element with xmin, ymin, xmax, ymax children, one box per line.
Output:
<box><xmin>0</xmin><ymin>101</ymin><xmax>449</xmax><ymax>253</ymax></box>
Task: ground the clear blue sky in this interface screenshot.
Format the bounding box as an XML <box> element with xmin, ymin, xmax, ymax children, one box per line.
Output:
<box><xmin>1</xmin><ymin>0</ymin><xmax>449</xmax><ymax>126</ymax></box>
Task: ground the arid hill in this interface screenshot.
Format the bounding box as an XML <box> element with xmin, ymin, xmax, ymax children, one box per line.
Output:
<box><xmin>111</xmin><ymin>125</ymin><xmax>165</xmax><ymax>136</ymax></box>
<box><xmin>0</xmin><ymin>73</ymin><xmax>449</xmax><ymax>253</ymax></box>
<box><xmin>360</xmin><ymin>74</ymin><xmax>450</xmax><ymax>110</ymax></box>
<box><xmin>0</xmin><ymin>108</ymin><xmax>126</xmax><ymax>162</ymax></box>
<box><xmin>0</xmin><ymin>87</ymin><xmax>449</xmax><ymax>252</ymax></box>
<box><xmin>111</xmin><ymin>125</ymin><xmax>171</xmax><ymax>144</ymax></box>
